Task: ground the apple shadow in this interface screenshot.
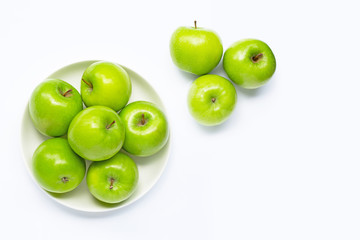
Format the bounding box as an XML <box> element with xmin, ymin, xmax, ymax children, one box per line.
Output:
<box><xmin>177</xmin><ymin>59</ymin><xmax>227</xmax><ymax>82</ymax></box>
<box><xmin>235</xmin><ymin>85</ymin><xmax>264</xmax><ymax>98</ymax></box>
<box><xmin>236</xmin><ymin>72</ymin><xmax>277</xmax><ymax>98</ymax></box>
<box><xmin>177</xmin><ymin>69</ymin><xmax>198</xmax><ymax>82</ymax></box>
<box><xmin>209</xmin><ymin>58</ymin><xmax>227</xmax><ymax>78</ymax></box>
<box><xmin>194</xmin><ymin>118</ymin><xmax>233</xmax><ymax>134</ymax></box>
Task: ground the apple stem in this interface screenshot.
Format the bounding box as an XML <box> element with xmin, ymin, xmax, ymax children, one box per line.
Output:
<box><xmin>109</xmin><ymin>178</ymin><xmax>115</xmax><ymax>190</ymax></box>
<box><xmin>61</xmin><ymin>177</ymin><xmax>69</xmax><ymax>183</ymax></box>
<box><xmin>106</xmin><ymin>120</ymin><xmax>115</xmax><ymax>129</ymax></box>
<box><xmin>62</xmin><ymin>89</ymin><xmax>73</xmax><ymax>97</ymax></box>
<box><xmin>82</xmin><ymin>78</ymin><xmax>93</xmax><ymax>89</ymax></box>
<box><xmin>211</xmin><ymin>97</ymin><xmax>216</xmax><ymax>103</ymax></box>
<box><xmin>141</xmin><ymin>114</ymin><xmax>145</xmax><ymax>125</ymax></box>
<box><xmin>252</xmin><ymin>53</ymin><xmax>263</xmax><ymax>63</ymax></box>
<box><xmin>194</xmin><ymin>20</ymin><xmax>197</xmax><ymax>29</ymax></box>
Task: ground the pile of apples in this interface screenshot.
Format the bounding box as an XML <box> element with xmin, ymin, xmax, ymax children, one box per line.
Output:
<box><xmin>29</xmin><ymin>61</ymin><xmax>169</xmax><ymax>204</ymax></box>
<box><xmin>170</xmin><ymin>21</ymin><xmax>276</xmax><ymax>126</ymax></box>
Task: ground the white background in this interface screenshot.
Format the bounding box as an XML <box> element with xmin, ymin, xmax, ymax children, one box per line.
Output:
<box><xmin>1</xmin><ymin>0</ymin><xmax>360</xmax><ymax>239</ymax></box>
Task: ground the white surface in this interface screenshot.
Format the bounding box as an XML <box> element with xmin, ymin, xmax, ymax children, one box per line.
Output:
<box><xmin>1</xmin><ymin>0</ymin><xmax>360</xmax><ymax>239</ymax></box>
<box><xmin>21</xmin><ymin>60</ymin><xmax>171</xmax><ymax>212</ymax></box>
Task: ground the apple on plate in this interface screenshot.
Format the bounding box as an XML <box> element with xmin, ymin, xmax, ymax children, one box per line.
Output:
<box><xmin>119</xmin><ymin>101</ymin><xmax>169</xmax><ymax>157</ymax></box>
<box><xmin>81</xmin><ymin>61</ymin><xmax>132</xmax><ymax>112</ymax></box>
<box><xmin>223</xmin><ymin>39</ymin><xmax>276</xmax><ymax>89</ymax></box>
<box><xmin>86</xmin><ymin>152</ymin><xmax>139</xmax><ymax>204</ymax></box>
<box><xmin>29</xmin><ymin>79</ymin><xmax>83</xmax><ymax>137</ymax></box>
<box><xmin>32</xmin><ymin>138</ymin><xmax>86</xmax><ymax>193</ymax></box>
<box><xmin>188</xmin><ymin>74</ymin><xmax>237</xmax><ymax>126</ymax></box>
<box><xmin>170</xmin><ymin>21</ymin><xmax>223</xmax><ymax>75</ymax></box>
<box><xmin>68</xmin><ymin>106</ymin><xmax>125</xmax><ymax>161</ymax></box>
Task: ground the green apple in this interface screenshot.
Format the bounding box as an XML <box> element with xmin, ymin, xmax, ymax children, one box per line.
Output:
<box><xmin>68</xmin><ymin>106</ymin><xmax>125</xmax><ymax>161</ymax></box>
<box><xmin>81</xmin><ymin>61</ymin><xmax>132</xmax><ymax>111</ymax></box>
<box><xmin>86</xmin><ymin>152</ymin><xmax>138</xmax><ymax>204</ymax></box>
<box><xmin>170</xmin><ymin>21</ymin><xmax>223</xmax><ymax>75</ymax></box>
<box><xmin>119</xmin><ymin>101</ymin><xmax>169</xmax><ymax>157</ymax></box>
<box><xmin>188</xmin><ymin>74</ymin><xmax>237</xmax><ymax>126</ymax></box>
<box><xmin>29</xmin><ymin>79</ymin><xmax>83</xmax><ymax>137</ymax></box>
<box><xmin>32</xmin><ymin>138</ymin><xmax>86</xmax><ymax>193</ymax></box>
<box><xmin>223</xmin><ymin>39</ymin><xmax>276</xmax><ymax>89</ymax></box>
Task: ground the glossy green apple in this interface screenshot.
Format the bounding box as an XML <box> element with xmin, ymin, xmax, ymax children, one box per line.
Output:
<box><xmin>68</xmin><ymin>106</ymin><xmax>125</xmax><ymax>161</ymax></box>
<box><xmin>119</xmin><ymin>101</ymin><xmax>169</xmax><ymax>157</ymax></box>
<box><xmin>29</xmin><ymin>79</ymin><xmax>83</xmax><ymax>137</ymax></box>
<box><xmin>170</xmin><ymin>21</ymin><xmax>223</xmax><ymax>75</ymax></box>
<box><xmin>81</xmin><ymin>61</ymin><xmax>132</xmax><ymax>111</ymax></box>
<box><xmin>223</xmin><ymin>39</ymin><xmax>276</xmax><ymax>89</ymax></box>
<box><xmin>32</xmin><ymin>138</ymin><xmax>86</xmax><ymax>193</ymax></box>
<box><xmin>188</xmin><ymin>74</ymin><xmax>237</xmax><ymax>126</ymax></box>
<box><xmin>86</xmin><ymin>152</ymin><xmax>138</xmax><ymax>204</ymax></box>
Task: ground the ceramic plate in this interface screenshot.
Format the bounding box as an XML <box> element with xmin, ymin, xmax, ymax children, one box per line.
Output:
<box><xmin>21</xmin><ymin>60</ymin><xmax>170</xmax><ymax>212</ymax></box>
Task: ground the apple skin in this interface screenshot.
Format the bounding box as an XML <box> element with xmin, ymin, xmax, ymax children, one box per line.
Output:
<box><xmin>170</xmin><ymin>23</ymin><xmax>223</xmax><ymax>75</ymax></box>
<box><xmin>81</xmin><ymin>61</ymin><xmax>132</xmax><ymax>112</ymax></box>
<box><xmin>68</xmin><ymin>106</ymin><xmax>125</xmax><ymax>161</ymax></box>
<box><xmin>188</xmin><ymin>74</ymin><xmax>237</xmax><ymax>126</ymax></box>
<box><xmin>29</xmin><ymin>79</ymin><xmax>83</xmax><ymax>137</ymax></box>
<box><xmin>119</xmin><ymin>101</ymin><xmax>169</xmax><ymax>157</ymax></box>
<box><xmin>32</xmin><ymin>138</ymin><xmax>86</xmax><ymax>193</ymax></box>
<box><xmin>86</xmin><ymin>152</ymin><xmax>139</xmax><ymax>204</ymax></box>
<box><xmin>223</xmin><ymin>39</ymin><xmax>276</xmax><ymax>89</ymax></box>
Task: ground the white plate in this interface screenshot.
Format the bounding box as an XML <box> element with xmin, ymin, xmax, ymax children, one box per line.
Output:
<box><xmin>21</xmin><ymin>60</ymin><xmax>171</xmax><ymax>212</ymax></box>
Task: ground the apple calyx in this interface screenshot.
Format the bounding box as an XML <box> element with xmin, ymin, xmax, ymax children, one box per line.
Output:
<box><xmin>106</xmin><ymin>120</ymin><xmax>116</xmax><ymax>129</ymax></box>
<box><xmin>61</xmin><ymin>177</ymin><xmax>69</xmax><ymax>183</ymax></box>
<box><xmin>109</xmin><ymin>178</ymin><xmax>115</xmax><ymax>190</ymax></box>
<box><xmin>82</xmin><ymin>78</ymin><xmax>93</xmax><ymax>90</ymax></box>
<box><xmin>211</xmin><ymin>97</ymin><xmax>216</xmax><ymax>103</ymax></box>
<box><xmin>194</xmin><ymin>20</ymin><xmax>197</xmax><ymax>29</ymax></box>
<box><xmin>251</xmin><ymin>53</ymin><xmax>263</xmax><ymax>63</ymax></box>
